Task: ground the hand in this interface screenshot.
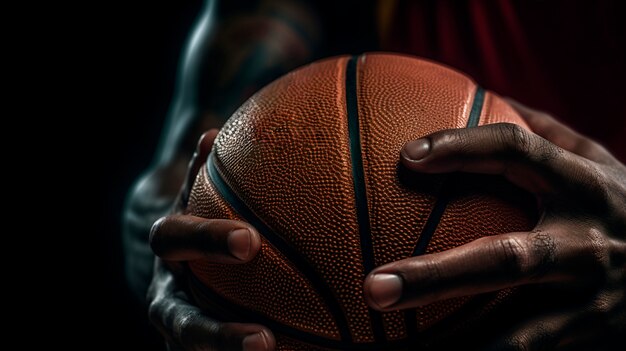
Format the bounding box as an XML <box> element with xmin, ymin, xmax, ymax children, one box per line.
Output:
<box><xmin>147</xmin><ymin>130</ymin><xmax>276</xmax><ymax>351</ymax></box>
<box><xmin>364</xmin><ymin>100</ymin><xmax>626</xmax><ymax>350</ymax></box>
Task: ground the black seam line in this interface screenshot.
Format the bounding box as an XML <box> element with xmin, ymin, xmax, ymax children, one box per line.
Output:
<box><xmin>346</xmin><ymin>55</ymin><xmax>387</xmax><ymax>343</ymax></box>
<box><xmin>410</xmin><ymin>187</ymin><xmax>450</xmax><ymax>256</ymax></box>
<box><xmin>466</xmin><ymin>86</ymin><xmax>485</xmax><ymax>128</ymax></box>
<box><xmin>403</xmin><ymin>309</ymin><xmax>419</xmax><ymax>343</ymax></box>
<box><xmin>189</xmin><ymin>273</ymin><xmax>418</xmax><ymax>350</ymax></box>
<box><xmin>411</xmin><ymin>85</ymin><xmax>486</xmax><ymax>257</ymax></box>
<box><xmin>206</xmin><ymin>154</ymin><xmax>352</xmax><ymax>342</ymax></box>
<box><xmin>404</xmin><ymin>86</ymin><xmax>486</xmax><ymax>337</ymax></box>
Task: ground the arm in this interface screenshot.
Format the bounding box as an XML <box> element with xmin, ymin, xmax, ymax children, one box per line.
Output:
<box><xmin>123</xmin><ymin>0</ymin><xmax>319</xmax><ymax>303</ymax></box>
<box><xmin>122</xmin><ymin>0</ymin><xmax>320</xmax><ymax>348</ymax></box>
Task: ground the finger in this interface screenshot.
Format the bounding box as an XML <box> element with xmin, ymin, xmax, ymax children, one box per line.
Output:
<box><xmin>148</xmin><ymin>261</ymin><xmax>275</xmax><ymax>351</ymax></box>
<box><xmin>363</xmin><ymin>227</ymin><xmax>603</xmax><ymax>311</ymax></box>
<box><xmin>505</xmin><ymin>98</ymin><xmax>613</xmax><ymax>164</ymax></box>
<box><xmin>484</xmin><ymin>312</ymin><xmax>575</xmax><ymax>351</ymax></box>
<box><xmin>400</xmin><ymin>123</ymin><xmax>604</xmax><ymax>196</ymax></box>
<box><xmin>150</xmin><ymin>214</ymin><xmax>261</xmax><ymax>263</ymax></box>
<box><xmin>181</xmin><ymin>321</ymin><xmax>275</xmax><ymax>351</ymax></box>
<box><xmin>181</xmin><ymin>129</ymin><xmax>220</xmax><ymax>207</ymax></box>
<box><xmin>484</xmin><ymin>289</ymin><xmax>622</xmax><ymax>351</ymax></box>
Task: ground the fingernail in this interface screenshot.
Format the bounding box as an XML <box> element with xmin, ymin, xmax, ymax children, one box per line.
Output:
<box><xmin>242</xmin><ymin>331</ymin><xmax>269</xmax><ymax>351</ymax></box>
<box><xmin>368</xmin><ymin>273</ymin><xmax>403</xmax><ymax>308</ymax></box>
<box><xmin>228</xmin><ymin>228</ymin><xmax>252</xmax><ymax>261</ymax></box>
<box><xmin>403</xmin><ymin>138</ymin><xmax>430</xmax><ymax>161</ymax></box>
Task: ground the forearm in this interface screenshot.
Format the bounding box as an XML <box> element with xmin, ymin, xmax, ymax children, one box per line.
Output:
<box><xmin>123</xmin><ymin>160</ymin><xmax>187</xmax><ymax>301</ymax></box>
<box><xmin>123</xmin><ymin>0</ymin><xmax>320</xmax><ymax>301</ymax></box>
<box><xmin>156</xmin><ymin>0</ymin><xmax>321</xmax><ymax>165</ymax></box>
<box><xmin>123</xmin><ymin>185</ymin><xmax>171</xmax><ymax>301</ymax></box>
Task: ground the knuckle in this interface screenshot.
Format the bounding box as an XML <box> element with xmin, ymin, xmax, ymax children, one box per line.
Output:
<box><xmin>590</xmin><ymin>294</ymin><xmax>614</xmax><ymax>316</ymax></box>
<box><xmin>148</xmin><ymin>301</ymin><xmax>158</xmax><ymax>325</ymax></box>
<box><xmin>147</xmin><ymin>298</ymin><xmax>165</xmax><ymax>327</ymax></box>
<box><xmin>500</xmin><ymin>335</ymin><xmax>531</xmax><ymax>351</ymax></box>
<box><xmin>176</xmin><ymin>311</ymin><xmax>206</xmax><ymax>347</ymax></box>
<box><xmin>526</xmin><ymin>230</ymin><xmax>558</xmax><ymax>279</ymax></box>
<box><xmin>497</xmin><ymin>123</ymin><xmax>563</xmax><ymax>165</ymax></box>
<box><xmin>489</xmin><ymin>232</ymin><xmax>557</xmax><ymax>280</ymax></box>
<box><xmin>583</xmin><ymin>227</ymin><xmax>611</xmax><ymax>273</ymax></box>
<box><xmin>489</xmin><ymin>236</ymin><xmax>529</xmax><ymax>280</ymax></box>
<box><xmin>587</xmin><ymin>290</ymin><xmax>623</xmax><ymax>328</ymax></box>
<box><xmin>490</xmin><ymin>333</ymin><xmax>531</xmax><ymax>351</ymax></box>
<box><xmin>532</xmin><ymin>137</ymin><xmax>561</xmax><ymax>164</ymax></box>
<box><xmin>176</xmin><ymin>313</ymin><xmax>195</xmax><ymax>347</ymax></box>
<box><xmin>205</xmin><ymin>322</ymin><xmax>246</xmax><ymax>351</ymax></box>
<box><xmin>501</xmin><ymin>321</ymin><xmax>558</xmax><ymax>351</ymax></box>
<box><xmin>176</xmin><ymin>311</ymin><xmax>233</xmax><ymax>351</ymax></box>
<box><xmin>497</xmin><ymin>123</ymin><xmax>533</xmax><ymax>158</ymax></box>
<box><xmin>146</xmin><ymin>289</ymin><xmax>226</xmax><ymax>350</ymax></box>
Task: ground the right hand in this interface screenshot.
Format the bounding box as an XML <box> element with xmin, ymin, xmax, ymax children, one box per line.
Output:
<box><xmin>147</xmin><ymin>130</ymin><xmax>276</xmax><ymax>351</ymax></box>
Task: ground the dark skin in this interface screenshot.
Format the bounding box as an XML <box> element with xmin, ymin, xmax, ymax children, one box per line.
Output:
<box><xmin>148</xmin><ymin>130</ymin><xmax>274</xmax><ymax>351</ymax></box>
<box><xmin>124</xmin><ymin>1</ymin><xmax>626</xmax><ymax>350</ymax></box>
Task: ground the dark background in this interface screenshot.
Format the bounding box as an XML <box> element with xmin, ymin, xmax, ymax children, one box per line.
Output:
<box><xmin>94</xmin><ymin>1</ymin><xmax>203</xmax><ymax>348</ymax></box>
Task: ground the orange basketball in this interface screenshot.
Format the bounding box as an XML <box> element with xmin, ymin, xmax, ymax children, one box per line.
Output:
<box><xmin>186</xmin><ymin>53</ymin><xmax>536</xmax><ymax>350</ymax></box>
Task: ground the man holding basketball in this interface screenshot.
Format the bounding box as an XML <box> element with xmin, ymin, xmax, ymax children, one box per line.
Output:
<box><xmin>124</xmin><ymin>0</ymin><xmax>625</xmax><ymax>349</ymax></box>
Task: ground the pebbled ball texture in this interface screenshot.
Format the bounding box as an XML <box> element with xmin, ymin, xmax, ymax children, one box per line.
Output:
<box><xmin>186</xmin><ymin>53</ymin><xmax>537</xmax><ymax>350</ymax></box>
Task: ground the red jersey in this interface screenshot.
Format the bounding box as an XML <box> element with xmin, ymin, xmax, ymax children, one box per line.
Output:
<box><xmin>379</xmin><ymin>0</ymin><xmax>625</xmax><ymax>161</ymax></box>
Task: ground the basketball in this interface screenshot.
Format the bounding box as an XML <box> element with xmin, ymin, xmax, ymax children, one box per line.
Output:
<box><xmin>185</xmin><ymin>53</ymin><xmax>537</xmax><ymax>350</ymax></box>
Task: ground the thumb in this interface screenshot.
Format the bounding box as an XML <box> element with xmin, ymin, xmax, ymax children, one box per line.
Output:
<box><xmin>180</xmin><ymin>129</ymin><xmax>219</xmax><ymax>207</ymax></box>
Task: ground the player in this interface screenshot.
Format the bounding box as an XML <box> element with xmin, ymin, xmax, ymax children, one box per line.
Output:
<box><xmin>123</xmin><ymin>0</ymin><xmax>625</xmax><ymax>349</ymax></box>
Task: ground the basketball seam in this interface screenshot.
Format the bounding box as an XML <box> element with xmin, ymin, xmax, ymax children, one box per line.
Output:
<box><xmin>346</xmin><ymin>54</ymin><xmax>387</xmax><ymax>343</ymax></box>
<box><xmin>411</xmin><ymin>85</ymin><xmax>485</xmax><ymax>257</ymax></box>
<box><xmin>205</xmin><ymin>153</ymin><xmax>352</xmax><ymax>342</ymax></box>
<box><xmin>188</xmin><ymin>271</ymin><xmax>420</xmax><ymax>350</ymax></box>
<box><xmin>467</xmin><ymin>86</ymin><xmax>486</xmax><ymax>129</ymax></box>
<box><xmin>404</xmin><ymin>85</ymin><xmax>486</xmax><ymax>336</ymax></box>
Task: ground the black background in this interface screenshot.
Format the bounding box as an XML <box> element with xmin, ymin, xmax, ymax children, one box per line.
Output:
<box><xmin>93</xmin><ymin>0</ymin><xmax>203</xmax><ymax>348</ymax></box>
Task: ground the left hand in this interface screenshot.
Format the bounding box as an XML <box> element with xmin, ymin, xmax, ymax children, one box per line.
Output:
<box><xmin>364</xmin><ymin>99</ymin><xmax>626</xmax><ymax>350</ymax></box>
<box><xmin>147</xmin><ymin>130</ymin><xmax>274</xmax><ymax>351</ymax></box>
